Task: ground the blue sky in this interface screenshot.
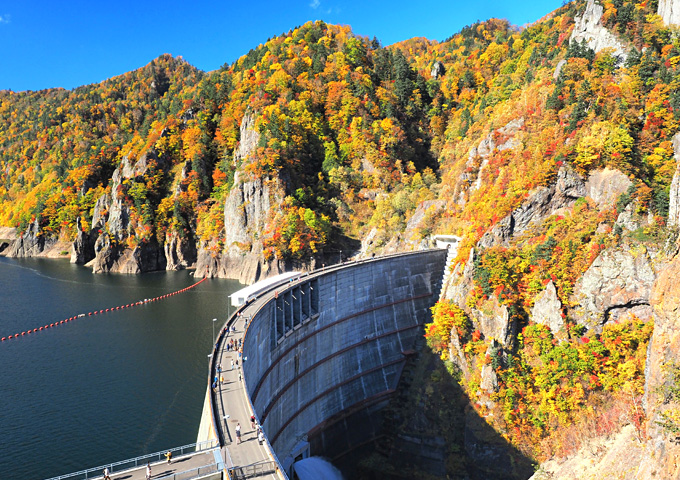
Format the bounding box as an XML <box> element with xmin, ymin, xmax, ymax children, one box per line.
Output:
<box><xmin>0</xmin><ymin>1</ymin><xmax>565</xmax><ymax>92</ymax></box>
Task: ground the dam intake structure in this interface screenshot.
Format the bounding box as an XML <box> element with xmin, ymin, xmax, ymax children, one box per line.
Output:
<box><xmin>204</xmin><ymin>249</ymin><xmax>448</xmax><ymax>477</ymax></box>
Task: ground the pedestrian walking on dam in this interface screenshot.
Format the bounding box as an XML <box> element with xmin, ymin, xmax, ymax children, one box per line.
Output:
<box><xmin>145</xmin><ymin>462</ymin><xmax>151</xmax><ymax>480</ymax></box>
<box><xmin>165</xmin><ymin>450</ymin><xmax>172</xmax><ymax>464</ymax></box>
<box><xmin>250</xmin><ymin>415</ymin><xmax>256</xmax><ymax>429</ymax></box>
<box><xmin>230</xmin><ymin>359</ymin><xmax>234</xmax><ymax>370</ymax></box>
<box><xmin>103</xmin><ymin>467</ymin><xmax>110</xmax><ymax>480</ymax></box>
<box><xmin>236</xmin><ymin>423</ymin><xmax>242</xmax><ymax>443</ymax></box>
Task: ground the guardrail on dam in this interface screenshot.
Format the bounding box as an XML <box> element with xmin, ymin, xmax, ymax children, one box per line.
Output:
<box><xmin>240</xmin><ymin>249</ymin><xmax>448</xmax><ymax>474</ymax></box>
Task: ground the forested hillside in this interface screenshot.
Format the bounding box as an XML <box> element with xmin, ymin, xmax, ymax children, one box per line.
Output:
<box><xmin>5</xmin><ymin>0</ymin><xmax>680</xmax><ymax>476</ymax></box>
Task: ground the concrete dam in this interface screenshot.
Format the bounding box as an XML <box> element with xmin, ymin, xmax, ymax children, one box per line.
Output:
<box><xmin>236</xmin><ymin>249</ymin><xmax>448</xmax><ymax>475</ymax></box>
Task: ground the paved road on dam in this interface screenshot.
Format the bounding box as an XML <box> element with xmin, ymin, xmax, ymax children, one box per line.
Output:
<box><xmin>97</xmin><ymin>449</ymin><xmax>217</xmax><ymax>480</ymax></box>
<box><xmin>214</xmin><ymin>297</ymin><xmax>283</xmax><ymax>479</ymax></box>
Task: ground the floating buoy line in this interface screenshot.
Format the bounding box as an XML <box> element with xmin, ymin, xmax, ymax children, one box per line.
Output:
<box><xmin>1</xmin><ymin>277</ymin><xmax>207</xmax><ymax>342</ymax></box>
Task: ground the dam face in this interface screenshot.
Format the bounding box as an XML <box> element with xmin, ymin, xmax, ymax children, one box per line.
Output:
<box><xmin>242</xmin><ymin>250</ymin><xmax>448</xmax><ymax>473</ymax></box>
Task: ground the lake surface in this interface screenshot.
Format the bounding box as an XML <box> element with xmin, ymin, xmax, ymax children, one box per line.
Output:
<box><xmin>0</xmin><ymin>257</ymin><xmax>242</xmax><ymax>479</ymax></box>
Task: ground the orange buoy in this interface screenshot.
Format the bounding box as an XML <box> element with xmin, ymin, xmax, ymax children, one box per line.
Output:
<box><xmin>1</xmin><ymin>337</ymin><xmax>5</xmax><ymax>341</ymax></box>
<box><xmin>50</xmin><ymin>323</ymin><xmax>54</xmax><ymax>327</ymax></box>
<box><xmin>39</xmin><ymin>327</ymin><xmax>43</xmax><ymax>331</ymax></box>
<box><xmin>7</xmin><ymin>335</ymin><xmax>12</xmax><ymax>339</ymax></box>
<box><xmin>33</xmin><ymin>328</ymin><xmax>38</xmax><ymax>332</ymax></box>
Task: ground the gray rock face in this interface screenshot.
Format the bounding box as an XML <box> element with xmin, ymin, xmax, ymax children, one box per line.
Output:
<box><xmin>471</xmin><ymin>301</ymin><xmax>515</xmax><ymax>349</ymax></box>
<box><xmin>194</xmin><ymin>111</ymin><xmax>300</xmax><ymax>283</ymax></box>
<box><xmin>570</xmin><ymin>246</ymin><xmax>656</xmax><ymax>331</ymax></box>
<box><xmin>444</xmin><ymin>248</ymin><xmax>476</xmax><ymax>306</ymax></box>
<box><xmin>224</xmin><ymin>174</ymin><xmax>273</xmax><ymax>251</ymax></box>
<box><xmin>431</xmin><ymin>61</ymin><xmax>445</xmax><ymax>79</ymax></box>
<box><xmin>447</xmin><ymin>326</ymin><xmax>469</xmax><ymax>377</ymax></box>
<box><xmin>659</xmin><ymin>0</ymin><xmax>680</xmax><ymax>25</ymax></box>
<box><xmin>570</xmin><ymin>0</ymin><xmax>628</xmax><ymax>63</ymax></box>
<box><xmin>88</xmin><ymin>148</ymin><xmax>171</xmax><ymax>274</ymax></box>
<box><xmin>667</xmin><ymin>132</ymin><xmax>680</xmax><ymax>227</ymax></box>
<box><xmin>531</xmin><ymin>281</ymin><xmax>564</xmax><ymax>336</ymax></box>
<box><xmin>70</xmin><ymin>217</ymin><xmax>96</xmax><ymax>265</ymax></box>
<box><xmin>91</xmin><ymin>194</ymin><xmax>110</xmax><ymax>231</ymax></box>
<box><xmin>6</xmin><ymin>219</ymin><xmax>54</xmax><ymax>258</ymax></box>
<box><xmin>478</xmin><ymin>165</ymin><xmax>586</xmax><ymax>248</ymax></box>
<box><xmin>471</xmin><ymin>118</ymin><xmax>525</xmax><ymax>192</ymax></box>
<box><xmin>553</xmin><ymin>59</ymin><xmax>567</xmax><ymax>80</ymax></box>
<box><xmin>90</xmin><ymin>233</ymin><xmax>117</xmax><ymax>273</ymax></box>
<box><xmin>234</xmin><ymin>112</ymin><xmax>260</xmax><ymax>164</ymax></box>
<box><xmin>586</xmin><ymin>167</ymin><xmax>633</xmax><ymax>211</ymax></box>
<box><xmin>164</xmin><ymin>231</ymin><xmax>196</xmax><ymax>271</ymax></box>
<box><xmin>480</xmin><ymin>343</ymin><xmax>500</xmax><ymax>393</ymax></box>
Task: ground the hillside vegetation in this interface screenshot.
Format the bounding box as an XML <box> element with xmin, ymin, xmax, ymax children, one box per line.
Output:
<box><xmin>4</xmin><ymin>0</ymin><xmax>680</xmax><ymax>477</ymax></box>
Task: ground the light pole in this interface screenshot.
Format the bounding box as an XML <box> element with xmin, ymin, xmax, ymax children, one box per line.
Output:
<box><xmin>223</xmin><ymin>414</ymin><xmax>231</xmax><ymax>443</ymax></box>
<box><xmin>207</xmin><ymin>353</ymin><xmax>213</xmax><ymax>382</ymax></box>
<box><xmin>212</xmin><ymin>318</ymin><xmax>217</xmax><ymax>345</ymax></box>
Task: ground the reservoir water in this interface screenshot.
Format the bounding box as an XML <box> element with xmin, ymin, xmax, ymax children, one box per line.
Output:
<box><xmin>0</xmin><ymin>256</ymin><xmax>242</xmax><ymax>479</ymax></box>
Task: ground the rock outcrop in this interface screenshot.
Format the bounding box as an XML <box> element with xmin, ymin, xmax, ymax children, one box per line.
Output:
<box><xmin>570</xmin><ymin>244</ymin><xmax>657</xmax><ymax>332</ymax></box>
<box><xmin>83</xmin><ymin>148</ymin><xmax>173</xmax><ymax>274</ymax></box>
<box><xmin>668</xmin><ymin>132</ymin><xmax>680</xmax><ymax>227</ymax></box>
<box><xmin>531</xmin><ymin>248</ymin><xmax>680</xmax><ymax>479</ymax></box>
<box><xmin>531</xmin><ymin>281</ymin><xmax>565</xmax><ymax>336</ymax></box>
<box><xmin>443</xmin><ymin>247</ymin><xmax>476</xmax><ymax>306</ymax></box>
<box><xmin>570</xmin><ymin>0</ymin><xmax>628</xmax><ymax>63</ymax></box>
<box><xmin>70</xmin><ymin>217</ymin><xmax>96</xmax><ymax>265</ymax></box>
<box><xmin>5</xmin><ymin>219</ymin><xmax>59</xmax><ymax>258</ymax></box>
<box><xmin>478</xmin><ymin>165</ymin><xmax>586</xmax><ymax>248</ymax></box>
<box><xmin>195</xmin><ymin>112</ymin><xmax>300</xmax><ymax>284</ymax></box>
<box><xmin>470</xmin><ymin>299</ymin><xmax>516</xmax><ymax>349</ymax></box>
<box><xmin>659</xmin><ymin>0</ymin><xmax>680</xmax><ymax>26</ymax></box>
<box><xmin>431</xmin><ymin>60</ymin><xmax>445</xmax><ymax>79</ymax></box>
<box><xmin>585</xmin><ymin>167</ymin><xmax>633</xmax><ymax>211</ymax></box>
<box><xmin>164</xmin><ymin>231</ymin><xmax>196</xmax><ymax>271</ymax></box>
<box><xmin>637</xmin><ymin>249</ymin><xmax>680</xmax><ymax>478</ymax></box>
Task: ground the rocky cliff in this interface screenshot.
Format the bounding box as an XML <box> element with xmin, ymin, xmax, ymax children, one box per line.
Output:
<box><xmin>195</xmin><ymin>112</ymin><xmax>310</xmax><ymax>283</ymax></box>
<box><xmin>439</xmin><ymin>162</ymin><xmax>678</xmax><ymax>479</ymax></box>
<box><xmin>570</xmin><ymin>0</ymin><xmax>628</xmax><ymax>63</ymax></box>
<box><xmin>528</xmin><ymin>245</ymin><xmax>680</xmax><ymax>480</ymax></box>
<box><xmin>3</xmin><ymin>219</ymin><xmax>71</xmax><ymax>259</ymax></box>
<box><xmin>68</xmin><ymin>148</ymin><xmax>172</xmax><ymax>274</ymax></box>
<box><xmin>659</xmin><ymin>0</ymin><xmax>680</xmax><ymax>26</ymax></box>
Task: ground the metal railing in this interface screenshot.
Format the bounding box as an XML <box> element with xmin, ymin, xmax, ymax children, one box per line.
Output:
<box><xmin>228</xmin><ymin>460</ymin><xmax>279</xmax><ymax>479</ymax></box>
<box><xmin>43</xmin><ymin>439</ymin><xmax>219</xmax><ymax>480</ymax></box>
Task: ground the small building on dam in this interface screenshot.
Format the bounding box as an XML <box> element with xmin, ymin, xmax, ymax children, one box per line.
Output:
<box><xmin>237</xmin><ymin>249</ymin><xmax>449</xmax><ymax>475</ymax></box>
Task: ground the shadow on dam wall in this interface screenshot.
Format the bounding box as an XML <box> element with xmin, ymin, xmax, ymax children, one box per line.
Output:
<box><xmin>242</xmin><ymin>250</ymin><xmax>533</xmax><ymax>479</ymax></box>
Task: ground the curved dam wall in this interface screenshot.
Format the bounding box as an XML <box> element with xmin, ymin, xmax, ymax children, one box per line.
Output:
<box><xmin>242</xmin><ymin>250</ymin><xmax>448</xmax><ymax>471</ymax></box>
